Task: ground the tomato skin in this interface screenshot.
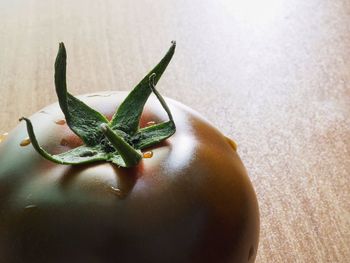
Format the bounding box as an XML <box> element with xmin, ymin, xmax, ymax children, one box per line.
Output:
<box><xmin>0</xmin><ymin>92</ymin><xmax>259</xmax><ymax>263</ymax></box>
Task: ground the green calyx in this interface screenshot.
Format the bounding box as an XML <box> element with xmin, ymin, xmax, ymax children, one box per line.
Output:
<box><xmin>20</xmin><ymin>41</ymin><xmax>176</xmax><ymax>168</ymax></box>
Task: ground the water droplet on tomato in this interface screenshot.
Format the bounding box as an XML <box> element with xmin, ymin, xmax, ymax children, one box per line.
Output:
<box><xmin>20</xmin><ymin>137</ymin><xmax>31</xmax><ymax>146</ymax></box>
<box><xmin>225</xmin><ymin>137</ymin><xmax>237</xmax><ymax>151</ymax></box>
<box><xmin>110</xmin><ymin>186</ymin><xmax>123</xmax><ymax>198</ymax></box>
<box><xmin>87</xmin><ymin>93</ymin><xmax>115</xmax><ymax>98</ymax></box>
<box><xmin>24</xmin><ymin>204</ymin><xmax>37</xmax><ymax>210</ymax></box>
<box><xmin>248</xmin><ymin>245</ymin><xmax>254</xmax><ymax>260</ymax></box>
<box><xmin>146</xmin><ymin>121</ymin><xmax>156</xmax><ymax>126</ymax></box>
<box><xmin>55</xmin><ymin>119</ymin><xmax>66</xmax><ymax>125</ymax></box>
<box><xmin>143</xmin><ymin>151</ymin><xmax>153</xmax><ymax>158</ymax></box>
<box><xmin>0</xmin><ymin>132</ymin><xmax>8</xmax><ymax>143</ymax></box>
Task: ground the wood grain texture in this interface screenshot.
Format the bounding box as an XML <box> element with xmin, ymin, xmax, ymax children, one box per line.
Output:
<box><xmin>0</xmin><ymin>0</ymin><xmax>349</xmax><ymax>262</ymax></box>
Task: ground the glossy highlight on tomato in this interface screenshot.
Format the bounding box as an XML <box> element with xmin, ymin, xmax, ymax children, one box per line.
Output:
<box><xmin>0</xmin><ymin>42</ymin><xmax>259</xmax><ymax>263</ymax></box>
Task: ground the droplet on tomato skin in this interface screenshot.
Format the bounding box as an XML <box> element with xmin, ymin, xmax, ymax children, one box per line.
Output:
<box><xmin>0</xmin><ymin>132</ymin><xmax>8</xmax><ymax>143</ymax></box>
<box><xmin>248</xmin><ymin>245</ymin><xmax>254</xmax><ymax>261</ymax></box>
<box><xmin>110</xmin><ymin>186</ymin><xmax>124</xmax><ymax>198</ymax></box>
<box><xmin>24</xmin><ymin>204</ymin><xmax>37</xmax><ymax>210</ymax></box>
<box><xmin>146</xmin><ymin>121</ymin><xmax>156</xmax><ymax>127</ymax></box>
<box><xmin>86</xmin><ymin>93</ymin><xmax>116</xmax><ymax>98</ymax></box>
<box><xmin>143</xmin><ymin>151</ymin><xmax>153</xmax><ymax>158</ymax></box>
<box><xmin>20</xmin><ymin>137</ymin><xmax>31</xmax><ymax>147</ymax></box>
<box><xmin>54</xmin><ymin>119</ymin><xmax>66</xmax><ymax>125</ymax></box>
<box><xmin>225</xmin><ymin>137</ymin><xmax>238</xmax><ymax>151</ymax></box>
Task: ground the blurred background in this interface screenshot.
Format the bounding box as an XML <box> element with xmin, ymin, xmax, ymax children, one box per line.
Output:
<box><xmin>0</xmin><ymin>0</ymin><xmax>349</xmax><ymax>262</ymax></box>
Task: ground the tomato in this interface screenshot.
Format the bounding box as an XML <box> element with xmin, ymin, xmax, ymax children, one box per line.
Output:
<box><xmin>0</xmin><ymin>43</ymin><xmax>259</xmax><ymax>263</ymax></box>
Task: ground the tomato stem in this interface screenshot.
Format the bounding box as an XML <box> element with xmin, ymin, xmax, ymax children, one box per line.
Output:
<box><xmin>100</xmin><ymin>124</ymin><xmax>142</xmax><ymax>167</ymax></box>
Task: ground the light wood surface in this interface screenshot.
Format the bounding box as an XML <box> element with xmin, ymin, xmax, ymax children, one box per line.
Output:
<box><xmin>0</xmin><ymin>0</ymin><xmax>349</xmax><ymax>262</ymax></box>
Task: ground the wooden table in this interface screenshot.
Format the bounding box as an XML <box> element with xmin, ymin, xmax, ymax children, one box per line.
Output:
<box><xmin>0</xmin><ymin>0</ymin><xmax>349</xmax><ymax>262</ymax></box>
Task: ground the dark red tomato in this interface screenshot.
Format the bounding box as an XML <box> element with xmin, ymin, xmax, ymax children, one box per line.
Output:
<box><xmin>0</xmin><ymin>92</ymin><xmax>259</xmax><ymax>263</ymax></box>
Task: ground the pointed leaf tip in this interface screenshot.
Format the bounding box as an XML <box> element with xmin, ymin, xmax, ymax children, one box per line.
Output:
<box><xmin>58</xmin><ymin>42</ymin><xmax>66</xmax><ymax>56</ymax></box>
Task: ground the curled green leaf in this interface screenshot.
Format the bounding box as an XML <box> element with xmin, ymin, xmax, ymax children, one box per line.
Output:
<box><xmin>110</xmin><ymin>41</ymin><xmax>176</xmax><ymax>133</ymax></box>
<box><xmin>19</xmin><ymin>117</ymin><xmax>108</xmax><ymax>165</ymax></box>
<box><xmin>132</xmin><ymin>73</ymin><xmax>175</xmax><ymax>149</ymax></box>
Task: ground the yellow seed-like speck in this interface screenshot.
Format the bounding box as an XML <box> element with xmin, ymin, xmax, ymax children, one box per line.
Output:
<box><xmin>55</xmin><ymin>119</ymin><xmax>66</xmax><ymax>125</ymax></box>
<box><xmin>226</xmin><ymin>137</ymin><xmax>238</xmax><ymax>151</ymax></box>
<box><xmin>143</xmin><ymin>151</ymin><xmax>153</xmax><ymax>158</ymax></box>
<box><xmin>20</xmin><ymin>137</ymin><xmax>31</xmax><ymax>147</ymax></box>
<box><xmin>0</xmin><ymin>132</ymin><xmax>8</xmax><ymax>143</ymax></box>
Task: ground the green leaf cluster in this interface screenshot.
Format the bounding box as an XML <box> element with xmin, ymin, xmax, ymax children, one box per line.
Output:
<box><xmin>21</xmin><ymin>42</ymin><xmax>176</xmax><ymax>168</ymax></box>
